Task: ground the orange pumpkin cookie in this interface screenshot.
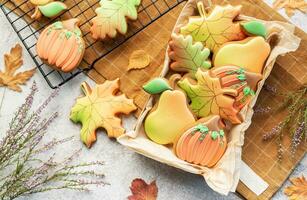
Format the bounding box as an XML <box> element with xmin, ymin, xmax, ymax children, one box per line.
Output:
<box><xmin>175</xmin><ymin>116</ymin><xmax>227</xmax><ymax>167</ymax></box>
<box><xmin>211</xmin><ymin>66</ymin><xmax>262</xmax><ymax>109</ymax></box>
<box><xmin>36</xmin><ymin>18</ymin><xmax>85</xmax><ymax>72</ymax></box>
<box><xmin>213</xmin><ymin>36</ymin><xmax>271</xmax><ymax>74</ymax></box>
<box><xmin>180</xmin><ymin>2</ymin><xmax>245</xmax><ymax>53</ymax></box>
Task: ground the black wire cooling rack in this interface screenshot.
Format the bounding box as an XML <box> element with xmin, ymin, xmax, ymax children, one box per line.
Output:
<box><xmin>0</xmin><ymin>0</ymin><xmax>185</xmax><ymax>88</ymax></box>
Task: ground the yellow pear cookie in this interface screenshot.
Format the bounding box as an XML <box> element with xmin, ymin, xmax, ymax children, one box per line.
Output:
<box><xmin>213</xmin><ymin>36</ymin><xmax>271</xmax><ymax>74</ymax></box>
<box><xmin>144</xmin><ymin>89</ymin><xmax>196</xmax><ymax>145</ymax></box>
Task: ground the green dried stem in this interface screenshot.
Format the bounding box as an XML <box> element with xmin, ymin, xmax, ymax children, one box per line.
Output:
<box><xmin>262</xmin><ymin>84</ymin><xmax>306</xmax><ymax>161</ymax></box>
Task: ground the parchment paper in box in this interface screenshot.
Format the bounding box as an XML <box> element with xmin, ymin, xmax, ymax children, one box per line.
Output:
<box><xmin>117</xmin><ymin>0</ymin><xmax>300</xmax><ymax>195</ymax></box>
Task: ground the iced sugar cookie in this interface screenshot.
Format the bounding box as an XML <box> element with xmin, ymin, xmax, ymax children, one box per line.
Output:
<box><xmin>180</xmin><ymin>2</ymin><xmax>245</xmax><ymax>53</ymax></box>
<box><xmin>213</xmin><ymin>36</ymin><xmax>271</xmax><ymax>74</ymax></box>
<box><xmin>70</xmin><ymin>79</ymin><xmax>137</xmax><ymax>148</ymax></box>
<box><xmin>175</xmin><ymin>116</ymin><xmax>227</xmax><ymax>167</ymax></box>
<box><xmin>144</xmin><ymin>77</ymin><xmax>196</xmax><ymax>144</ymax></box>
<box><xmin>178</xmin><ymin>69</ymin><xmax>242</xmax><ymax>124</ymax></box>
<box><xmin>91</xmin><ymin>0</ymin><xmax>141</xmax><ymax>40</ymax></box>
<box><xmin>168</xmin><ymin>34</ymin><xmax>211</xmax><ymax>77</ymax></box>
<box><xmin>30</xmin><ymin>0</ymin><xmax>67</xmax><ymax>20</ymax></box>
<box><xmin>143</xmin><ymin>78</ymin><xmax>172</xmax><ymax>95</ymax></box>
<box><xmin>241</xmin><ymin>20</ymin><xmax>267</xmax><ymax>38</ymax></box>
<box><xmin>211</xmin><ymin>66</ymin><xmax>262</xmax><ymax>109</ymax></box>
<box><xmin>36</xmin><ymin>19</ymin><xmax>85</xmax><ymax>72</ymax></box>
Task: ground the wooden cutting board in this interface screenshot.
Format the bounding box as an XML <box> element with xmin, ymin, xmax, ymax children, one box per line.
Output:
<box><xmin>3</xmin><ymin>0</ymin><xmax>306</xmax><ymax>199</ymax></box>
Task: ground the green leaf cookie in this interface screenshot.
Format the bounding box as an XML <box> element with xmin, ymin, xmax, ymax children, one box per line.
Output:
<box><xmin>38</xmin><ymin>1</ymin><xmax>67</xmax><ymax>18</ymax></box>
<box><xmin>241</xmin><ymin>20</ymin><xmax>267</xmax><ymax>38</ymax></box>
<box><xmin>168</xmin><ymin>34</ymin><xmax>211</xmax><ymax>77</ymax></box>
<box><xmin>143</xmin><ymin>78</ymin><xmax>172</xmax><ymax>94</ymax></box>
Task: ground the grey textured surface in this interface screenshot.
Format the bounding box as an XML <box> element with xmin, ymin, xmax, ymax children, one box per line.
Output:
<box><xmin>0</xmin><ymin>1</ymin><xmax>306</xmax><ymax>199</ymax></box>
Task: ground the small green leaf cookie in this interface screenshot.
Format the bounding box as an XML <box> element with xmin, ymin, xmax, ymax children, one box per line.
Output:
<box><xmin>241</xmin><ymin>20</ymin><xmax>267</xmax><ymax>38</ymax></box>
<box><xmin>143</xmin><ymin>78</ymin><xmax>172</xmax><ymax>94</ymax></box>
<box><xmin>168</xmin><ymin>34</ymin><xmax>211</xmax><ymax>77</ymax></box>
<box><xmin>38</xmin><ymin>1</ymin><xmax>67</xmax><ymax>18</ymax></box>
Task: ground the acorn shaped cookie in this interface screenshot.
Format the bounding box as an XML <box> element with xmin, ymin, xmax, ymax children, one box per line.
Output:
<box><xmin>36</xmin><ymin>18</ymin><xmax>85</xmax><ymax>72</ymax></box>
<box><xmin>175</xmin><ymin>116</ymin><xmax>227</xmax><ymax>167</ymax></box>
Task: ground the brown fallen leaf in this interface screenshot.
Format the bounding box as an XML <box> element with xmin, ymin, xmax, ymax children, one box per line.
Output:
<box><xmin>128</xmin><ymin>178</ymin><xmax>158</xmax><ymax>200</ymax></box>
<box><xmin>284</xmin><ymin>175</ymin><xmax>307</xmax><ymax>200</ymax></box>
<box><xmin>127</xmin><ymin>50</ymin><xmax>151</xmax><ymax>71</ymax></box>
<box><xmin>273</xmin><ymin>0</ymin><xmax>307</xmax><ymax>17</ymax></box>
<box><xmin>0</xmin><ymin>44</ymin><xmax>35</xmax><ymax>92</ymax></box>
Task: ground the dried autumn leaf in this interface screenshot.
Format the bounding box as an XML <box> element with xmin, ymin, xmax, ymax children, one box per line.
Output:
<box><xmin>168</xmin><ymin>34</ymin><xmax>211</xmax><ymax>76</ymax></box>
<box><xmin>284</xmin><ymin>176</ymin><xmax>307</xmax><ymax>200</ymax></box>
<box><xmin>90</xmin><ymin>0</ymin><xmax>141</xmax><ymax>40</ymax></box>
<box><xmin>0</xmin><ymin>44</ymin><xmax>35</xmax><ymax>92</ymax></box>
<box><xmin>70</xmin><ymin>79</ymin><xmax>137</xmax><ymax>148</ymax></box>
<box><xmin>128</xmin><ymin>50</ymin><xmax>151</xmax><ymax>71</ymax></box>
<box><xmin>178</xmin><ymin>69</ymin><xmax>242</xmax><ymax>124</ymax></box>
<box><xmin>273</xmin><ymin>0</ymin><xmax>307</xmax><ymax>17</ymax></box>
<box><xmin>180</xmin><ymin>2</ymin><xmax>245</xmax><ymax>53</ymax></box>
<box><xmin>128</xmin><ymin>178</ymin><xmax>158</xmax><ymax>200</ymax></box>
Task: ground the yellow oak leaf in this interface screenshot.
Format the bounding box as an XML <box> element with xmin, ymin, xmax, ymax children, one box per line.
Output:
<box><xmin>70</xmin><ymin>79</ymin><xmax>137</xmax><ymax>148</ymax></box>
<box><xmin>284</xmin><ymin>176</ymin><xmax>307</xmax><ymax>200</ymax></box>
<box><xmin>273</xmin><ymin>0</ymin><xmax>307</xmax><ymax>17</ymax></box>
<box><xmin>180</xmin><ymin>2</ymin><xmax>245</xmax><ymax>53</ymax></box>
<box><xmin>127</xmin><ymin>50</ymin><xmax>151</xmax><ymax>71</ymax></box>
<box><xmin>0</xmin><ymin>44</ymin><xmax>36</xmax><ymax>92</ymax></box>
<box><xmin>178</xmin><ymin>69</ymin><xmax>242</xmax><ymax>124</ymax></box>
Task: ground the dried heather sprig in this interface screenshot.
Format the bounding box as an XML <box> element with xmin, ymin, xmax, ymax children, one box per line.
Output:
<box><xmin>0</xmin><ymin>82</ymin><xmax>106</xmax><ymax>200</ymax></box>
<box><xmin>290</xmin><ymin>122</ymin><xmax>305</xmax><ymax>158</ymax></box>
<box><xmin>254</xmin><ymin>105</ymin><xmax>271</xmax><ymax>115</ymax></box>
<box><xmin>263</xmin><ymin>83</ymin><xmax>278</xmax><ymax>95</ymax></box>
<box><xmin>263</xmin><ymin>122</ymin><xmax>283</xmax><ymax>141</ymax></box>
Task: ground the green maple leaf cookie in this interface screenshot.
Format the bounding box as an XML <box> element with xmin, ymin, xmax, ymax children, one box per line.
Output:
<box><xmin>168</xmin><ymin>34</ymin><xmax>211</xmax><ymax>77</ymax></box>
<box><xmin>70</xmin><ymin>79</ymin><xmax>137</xmax><ymax>148</ymax></box>
<box><xmin>178</xmin><ymin>69</ymin><xmax>242</xmax><ymax>124</ymax></box>
<box><xmin>90</xmin><ymin>0</ymin><xmax>141</xmax><ymax>40</ymax></box>
<box><xmin>180</xmin><ymin>2</ymin><xmax>245</xmax><ymax>53</ymax></box>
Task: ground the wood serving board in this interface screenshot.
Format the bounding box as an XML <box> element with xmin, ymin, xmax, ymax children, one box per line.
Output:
<box><xmin>3</xmin><ymin>0</ymin><xmax>306</xmax><ymax>199</ymax></box>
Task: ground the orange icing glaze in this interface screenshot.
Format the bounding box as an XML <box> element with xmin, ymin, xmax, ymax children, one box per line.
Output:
<box><xmin>213</xmin><ymin>37</ymin><xmax>271</xmax><ymax>74</ymax></box>
<box><xmin>36</xmin><ymin>18</ymin><xmax>85</xmax><ymax>72</ymax></box>
<box><xmin>211</xmin><ymin>66</ymin><xmax>262</xmax><ymax>109</ymax></box>
<box><xmin>175</xmin><ymin>116</ymin><xmax>227</xmax><ymax>167</ymax></box>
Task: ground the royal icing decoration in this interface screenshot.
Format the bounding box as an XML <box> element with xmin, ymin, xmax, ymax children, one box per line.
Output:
<box><xmin>211</xmin><ymin>66</ymin><xmax>262</xmax><ymax>109</ymax></box>
<box><xmin>168</xmin><ymin>34</ymin><xmax>211</xmax><ymax>76</ymax></box>
<box><xmin>180</xmin><ymin>2</ymin><xmax>245</xmax><ymax>53</ymax></box>
<box><xmin>36</xmin><ymin>19</ymin><xmax>85</xmax><ymax>72</ymax></box>
<box><xmin>175</xmin><ymin>116</ymin><xmax>227</xmax><ymax>167</ymax></box>
<box><xmin>241</xmin><ymin>20</ymin><xmax>267</xmax><ymax>38</ymax></box>
<box><xmin>70</xmin><ymin>79</ymin><xmax>137</xmax><ymax>148</ymax></box>
<box><xmin>143</xmin><ymin>78</ymin><xmax>172</xmax><ymax>95</ymax></box>
<box><xmin>178</xmin><ymin>69</ymin><xmax>242</xmax><ymax>124</ymax></box>
<box><xmin>144</xmin><ymin>89</ymin><xmax>196</xmax><ymax>145</ymax></box>
<box><xmin>90</xmin><ymin>0</ymin><xmax>141</xmax><ymax>40</ymax></box>
<box><xmin>30</xmin><ymin>0</ymin><xmax>67</xmax><ymax>19</ymax></box>
<box><xmin>213</xmin><ymin>36</ymin><xmax>271</xmax><ymax>73</ymax></box>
